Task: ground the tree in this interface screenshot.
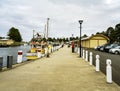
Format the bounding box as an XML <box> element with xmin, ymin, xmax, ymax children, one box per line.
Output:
<box><xmin>96</xmin><ymin>32</ymin><xmax>100</xmax><ymax>34</ymax></box>
<box><xmin>57</xmin><ymin>38</ymin><xmax>62</xmax><ymax>43</ymax></box>
<box><xmin>105</xmin><ymin>27</ymin><xmax>114</xmax><ymax>37</ymax></box>
<box><xmin>115</xmin><ymin>24</ymin><xmax>120</xmax><ymax>43</ymax></box>
<box><xmin>42</xmin><ymin>38</ymin><xmax>47</xmax><ymax>42</ymax></box>
<box><xmin>105</xmin><ymin>27</ymin><xmax>115</xmax><ymax>43</ymax></box>
<box><xmin>47</xmin><ymin>37</ymin><xmax>53</xmax><ymax>42</ymax></box>
<box><xmin>82</xmin><ymin>34</ymin><xmax>88</xmax><ymax>38</ymax></box>
<box><xmin>7</xmin><ymin>27</ymin><xmax>22</xmax><ymax>42</ymax></box>
<box><xmin>65</xmin><ymin>38</ymin><xmax>69</xmax><ymax>42</ymax></box>
<box><xmin>0</xmin><ymin>36</ymin><xmax>2</xmax><ymax>39</ymax></box>
<box><xmin>75</xmin><ymin>36</ymin><xmax>79</xmax><ymax>40</ymax></box>
<box><xmin>53</xmin><ymin>38</ymin><xmax>56</xmax><ymax>42</ymax></box>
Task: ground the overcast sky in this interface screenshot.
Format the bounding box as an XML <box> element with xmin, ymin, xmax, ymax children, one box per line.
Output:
<box><xmin>0</xmin><ymin>0</ymin><xmax>120</xmax><ymax>41</ymax></box>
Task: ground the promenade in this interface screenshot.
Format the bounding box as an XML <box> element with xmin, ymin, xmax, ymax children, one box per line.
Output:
<box><xmin>0</xmin><ymin>46</ymin><xmax>120</xmax><ymax>91</ymax></box>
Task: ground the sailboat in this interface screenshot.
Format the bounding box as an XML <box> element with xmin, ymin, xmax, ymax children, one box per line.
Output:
<box><xmin>26</xmin><ymin>30</ymin><xmax>44</xmax><ymax>60</ymax></box>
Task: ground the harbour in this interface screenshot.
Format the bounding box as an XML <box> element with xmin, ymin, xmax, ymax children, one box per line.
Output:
<box><xmin>0</xmin><ymin>45</ymin><xmax>30</xmax><ymax>67</ymax></box>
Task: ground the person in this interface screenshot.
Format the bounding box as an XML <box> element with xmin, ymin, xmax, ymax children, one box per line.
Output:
<box><xmin>46</xmin><ymin>44</ymin><xmax>50</xmax><ymax>57</ymax></box>
<box><xmin>72</xmin><ymin>41</ymin><xmax>74</xmax><ymax>53</ymax></box>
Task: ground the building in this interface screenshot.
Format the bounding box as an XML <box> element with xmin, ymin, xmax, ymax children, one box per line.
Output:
<box><xmin>81</xmin><ymin>34</ymin><xmax>109</xmax><ymax>48</ymax></box>
<box><xmin>0</xmin><ymin>39</ymin><xmax>14</xmax><ymax>46</ymax></box>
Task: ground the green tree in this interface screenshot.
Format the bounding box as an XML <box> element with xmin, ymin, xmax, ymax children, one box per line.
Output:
<box><xmin>7</xmin><ymin>27</ymin><xmax>22</xmax><ymax>42</ymax></box>
<box><xmin>47</xmin><ymin>37</ymin><xmax>53</xmax><ymax>42</ymax></box>
<box><xmin>82</xmin><ymin>34</ymin><xmax>88</xmax><ymax>38</ymax></box>
<box><xmin>53</xmin><ymin>38</ymin><xmax>56</xmax><ymax>42</ymax></box>
<box><xmin>57</xmin><ymin>38</ymin><xmax>62</xmax><ymax>43</ymax></box>
<box><xmin>42</xmin><ymin>38</ymin><xmax>47</xmax><ymax>42</ymax></box>
<box><xmin>115</xmin><ymin>23</ymin><xmax>120</xmax><ymax>43</ymax></box>
<box><xmin>96</xmin><ymin>32</ymin><xmax>100</xmax><ymax>34</ymax></box>
<box><xmin>75</xmin><ymin>36</ymin><xmax>79</xmax><ymax>40</ymax></box>
<box><xmin>0</xmin><ymin>36</ymin><xmax>2</xmax><ymax>39</ymax></box>
<box><xmin>106</xmin><ymin>27</ymin><xmax>115</xmax><ymax>43</ymax></box>
<box><xmin>65</xmin><ymin>38</ymin><xmax>69</xmax><ymax>42</ymax></box>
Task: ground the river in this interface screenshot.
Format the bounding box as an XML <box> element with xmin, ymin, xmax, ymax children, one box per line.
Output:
<box><xmin>0</xmin><ymin>45</ymin><xmax>31</xmax><ymax>67</ymax></box>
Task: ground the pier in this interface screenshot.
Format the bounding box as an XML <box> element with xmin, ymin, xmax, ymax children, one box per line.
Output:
<box><xmin>0</xmin><ymin>46</ymin><xmax>120</xmax><ymax>91</ymax></box>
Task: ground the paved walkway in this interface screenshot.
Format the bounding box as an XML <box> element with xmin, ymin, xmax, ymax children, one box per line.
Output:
<box><xmin>0</xmin><ymin>46</ymin><xmax>120</xmax><ymax>91</ymax></box>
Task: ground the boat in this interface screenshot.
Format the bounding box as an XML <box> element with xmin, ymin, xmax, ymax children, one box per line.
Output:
<box><xmin>26</xmin><ymin>47</ymin><xmax>38</xmax><ymax>60</ymax></box>
<box><xmin>26</xmin><ymin>44</ymin><xmax>38</xmax><ymax>60</ymax></box>
<box><xmin>26</xmin><ymin>18</ymin><xmax>50</xmax><ymax>60</ymax></box>
<box><xmin>26</xmin><ymin>41</ymin><xmax>46</xmax><ymax>60</ymax></box>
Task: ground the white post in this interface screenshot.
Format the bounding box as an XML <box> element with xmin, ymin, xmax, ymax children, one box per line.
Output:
<box><xmin>54</xmin><ymin>45</ymin><xmax>56</xmax><ymax>51</ymax></box>
<box><xmin>37</xmin><ymin>49</ymin><xmax>41</xmax><ymax>58</ymax></box>
<box><xmin>49</xmin><ymin>47</ymin><xmax>51</xmax><ymax>54</ymax></box>
<box><xmin>75</xmin><ymin>46</ymin><xmax>77</xmax><ymax>53</ymax></box>
<box><xmin>52</xmin><ymin>46</ymin><xmax>53</xmax><ymax>52</ymax></box>
<box><xmin>44</xmin><ymin>48</ymin><xmax>47</xmax><ymax>57</ymax></box>
<box><xmin>77</xmin><ymin>48</ymin><xmax>79</xmax><ymax>54</ymax></box>
<box><xmin>82</xmin><ymin>50</ymin><xmax>85</xmax><ymax>59</ymax></box>
<box><xmin>106</xmin><ymin>59</ymin><xmax>112</xmax><ymax>83</ymax></box>
<box><xmin>89</xmin><ymin>52</ymin><xmax>93</xmax><ymax>65</ymax></box>
<box><xmin>53</xmin><ymin>45</ymin><xmax>55</xmax><ymax>52</ymax></box>
<box><xmin>85</xmin><ymin>50</ymin><xmax>88</xmax><ymax>61</ymax></box>
<box><xmin>96</xmin><ymin>55</ymin><xmax>100</xmax><ymax>72</ymax></box>
<box><xmin>17</xmin><ymin>50</ymin><xmax>23</xmax><ymax>63</ymax></box>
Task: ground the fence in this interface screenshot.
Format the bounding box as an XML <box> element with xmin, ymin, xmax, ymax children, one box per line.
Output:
<box><xmin>74</xmin><ymin>47</ymin><xmax>120</xmax><ymax>86</ymax></box>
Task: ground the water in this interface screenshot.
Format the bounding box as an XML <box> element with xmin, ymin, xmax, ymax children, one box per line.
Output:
<box><xmin>0</xmin><ymin>45</ymin><xmax>31</xmax><ymax>67</ymax></box>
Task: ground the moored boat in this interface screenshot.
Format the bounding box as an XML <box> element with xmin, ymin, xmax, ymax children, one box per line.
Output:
<box><xmin>26</xmin><ymin>47</ymin><xmax>38</xmax><ymax>60</ymax></box>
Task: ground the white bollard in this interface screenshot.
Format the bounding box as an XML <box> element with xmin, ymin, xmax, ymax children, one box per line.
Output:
<box><xmin>77</xmin><ymin>48</ymin><xmax>80</xmax><ymax>54</ymax></box>
<box><xmin>53</xmin><ymin>46</ymin><xmax>55</xmax><ymax>52</ymax></box>
<box><xmin>106</xmin><ymin>59</ymin><xmax>112</xmax><ymax>83</ymax></box>
<box><xmin>17</xmin><ymin>50</ymin><xmax>23</xmax><ymax>63</ymax></box>
<box><xmin>44</xmin><ymin>48</ymin><xmax>47</xmax><ymax>57</ymax></box>
<box><xmin>85</xmin><ymin>51</ymin><xmax>88</xmax><ymax>61</ymax></box>
<box><xmin>55</xmin><ymin>46</ymin><xmax>56</xmax><ymax>51</ymax></box>
<box><xmin>74</xmin><ymin>47</ymin><xmax>76</xmax><ymax>53</ymax></box>
<box><xmin>49</xmin><ymin>48</ymin><xmax>51</xmax><ymax>54</ymax></box>
<box><xmin>52</xmin><ymin>46</ymin><xmax>54</xmax><ymax>52</ymax></box>
<box><xmin>96</xmin><ymin>55</ymin><xmax>100</xmax><ymax>72</ymax></box>
<box><xmin>75</xmin><ymin>46</ymin><xmax>77</xmax><ymax>53</ymax></box>
<box><xmin>89</xmin><ymin>52</ymin><xmax>93</xmax><ymax>65</ymax></box>
<box><xmin>82</xmin><ymin>50</ymin><xmax>85</xmax><ymax>59</ymax></box>
<box><xmin>37</xmin><ymin>49</ymin><xmax>41</xmax><ymax>58</ymax></box>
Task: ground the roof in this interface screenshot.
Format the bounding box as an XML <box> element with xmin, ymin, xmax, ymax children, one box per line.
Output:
<box><xmin>0</xmin><ymin>39</ymin><xmax>9</xmax><ymax>41</ymax></box>
<box><xmin>81</xmin><ymin>34</ymin><xmax>109</xmax><ymax>41</ymax></box>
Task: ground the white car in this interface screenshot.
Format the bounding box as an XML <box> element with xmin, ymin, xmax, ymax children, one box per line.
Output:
<box><xmin>109</xmin><ymin>46</ymin><xmax>120</xmax><ymax>54</ymax></box>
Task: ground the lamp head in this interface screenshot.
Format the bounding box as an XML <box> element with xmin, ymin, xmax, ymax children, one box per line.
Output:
<box><xmin>79</xmin><ymin>20</ymin><xmax>83</xmax><ymax>24</ymax></box>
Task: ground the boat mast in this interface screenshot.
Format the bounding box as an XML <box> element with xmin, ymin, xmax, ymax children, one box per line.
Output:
<box><xmin>46</xmin><ymin>18</ymin><xmax>50</xmax><ymax>39</ymax></box>
<box><xmin>33</xmin><ymin>30</ymin><xmax>35</xmax><ymax>42</ymax></box>
<box><xmin>44</xmin><ymin>24</ymin><xmax>46</xmax><ymax>38</ymax></box>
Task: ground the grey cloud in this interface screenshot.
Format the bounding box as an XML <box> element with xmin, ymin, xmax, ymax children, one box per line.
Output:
<box><xmin>49</xmin><ymin>0</ymin><xmax>102</xmax><ymax>6</ymax></box>
<box><xmin>0</xmin><ymin>0</ymin><xmax>120</xmax><ymax>41</ymax></box>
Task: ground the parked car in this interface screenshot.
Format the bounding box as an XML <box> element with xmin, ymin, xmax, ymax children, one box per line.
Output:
<box><xmin>99</xmin><ymin>43</ymin><xmax>111</xmax><ymax>51</ymax></box>
<box><xmin>95</xmin><ymin>45</ymin><xmax>105</xmax><ymax>51</ymax></box>
<box><xmin>109</xmin><ymin>46</ymin><xmax>120</xmax><ymax>54</ymax></box>
<box><xmin>104</xmin><ymin>43</ymin><xmax>120</xmax><ymax>52</ymax></box>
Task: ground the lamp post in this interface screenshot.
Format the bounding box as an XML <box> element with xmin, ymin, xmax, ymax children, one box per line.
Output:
<box><xmin>78</xmin><ymin>20</ymin><xmax>83</xmax><ymax>57</ymax></box>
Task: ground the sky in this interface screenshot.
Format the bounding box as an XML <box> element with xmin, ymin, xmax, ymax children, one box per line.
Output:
<box><xmin>0</xmin><ymin>0</ymin><xmax>120</xmax><ymax>41</ymax></box>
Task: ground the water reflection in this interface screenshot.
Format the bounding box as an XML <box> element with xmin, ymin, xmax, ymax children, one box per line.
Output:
<box><xmin>0</xmin><ymin>45</ymin><xmax>30</xmax><ymax>67</ymax></box>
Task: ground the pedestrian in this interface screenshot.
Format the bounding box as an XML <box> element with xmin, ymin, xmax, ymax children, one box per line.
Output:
<box><xmin>72</xmin><ymin>41</ymin><xmax>74</xmax><ymax>53</ymax></box>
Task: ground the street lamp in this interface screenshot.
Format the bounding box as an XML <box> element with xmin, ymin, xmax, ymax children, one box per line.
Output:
<box><xmin>78</xmin><ymin>20</ymin><xmax>83</xmax><ymax>57</ymax></box>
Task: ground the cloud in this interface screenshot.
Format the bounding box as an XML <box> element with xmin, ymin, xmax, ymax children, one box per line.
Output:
<box><xmin>49</xmin><ymin>0</ymin><xmax>101</xmax><ymax>6</ymax></box>
<box><xmin>0</xmin><ymin>0</ymin><xmax>120</xmax><ymax>41</ymax></box>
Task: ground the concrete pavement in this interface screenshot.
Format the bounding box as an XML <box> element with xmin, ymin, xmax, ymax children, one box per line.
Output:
<box><xmin>0</xmin><ymin>46</ymin><xmax>120</xmax><ymax>91</ymax></box>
